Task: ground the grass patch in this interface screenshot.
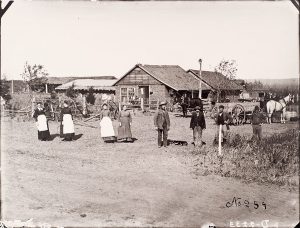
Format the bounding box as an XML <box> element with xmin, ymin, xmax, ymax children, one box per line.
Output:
<box><xmin>192</xmin><ymin>129</ymin><xmax>299</xmax><ymax>187</ymax></box>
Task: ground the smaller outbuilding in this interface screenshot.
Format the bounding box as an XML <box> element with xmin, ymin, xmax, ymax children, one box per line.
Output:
<box><xmin>55</xmin><ymin>79</ymin><xmax>116</xmax><ymax>94</ymax></box>
<box><xmin>187</xmin><ymin>69</ymin><xmax>243</xmax><ymax>102</ymax></box>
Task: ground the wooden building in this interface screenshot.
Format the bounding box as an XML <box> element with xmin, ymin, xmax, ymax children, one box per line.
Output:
<box><xmin>113</xmin><ymin>64</ymin><xmax>208</xmax><ymax>108</ymax></box>
<box><xmin>187</xmin><ymin>69</ymin><xmax>243</xmax><ymax>102</ymax></box>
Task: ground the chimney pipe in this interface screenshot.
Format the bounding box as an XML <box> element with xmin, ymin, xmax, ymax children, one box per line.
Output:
<box><xmin>198</xmin><ymin>59</ymin><xmax>202</xmax><ymax>99</ymax></box>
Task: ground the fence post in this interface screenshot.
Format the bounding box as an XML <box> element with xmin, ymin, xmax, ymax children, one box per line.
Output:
<box><xmin>141</xmin><ymin>98</ymin><xmax>144</xmax><ymax>111</ymax></box>
<box><xmin>218</xmin><ymin>125</ymin><xmax>222</xmax><ymax>156</ymax></box>
<box><xmin>82</xmin><ymin>95</ymin><xmax>87</xmax><ymax>115</ymax></box>
<box><xmin>31</xmin><ymin>97</ymin><xmax>35</xmax><ymax>117</ymax></box>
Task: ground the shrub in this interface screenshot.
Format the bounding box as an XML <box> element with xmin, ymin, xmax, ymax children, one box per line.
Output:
<box><xmin>86</xmin><ymin>87</ymin><xmax>95</xmax><ymax>105</ymax></box>
<box><xmin>193</xmin><ymin>129</ymin><xmax>299</xmax><ymax>187</ymax></box>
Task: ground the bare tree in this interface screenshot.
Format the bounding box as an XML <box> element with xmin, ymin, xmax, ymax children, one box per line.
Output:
<box><xmin>215</xmin><ymin>59</ymin><xmax>237</xmax><ymax>80</ymax></box>
<box><xmin>21</xmin><ymin>62</ymin><xmax>48</xmax><ymax>92</ymax></box>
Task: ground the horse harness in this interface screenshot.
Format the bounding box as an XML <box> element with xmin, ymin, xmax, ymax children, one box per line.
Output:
<box><xmin>278</xmin><ymin>98</ymin><xmax>287</xmax><ymax>109</ymax></box>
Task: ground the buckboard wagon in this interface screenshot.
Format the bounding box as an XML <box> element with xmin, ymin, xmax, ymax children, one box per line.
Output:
<box><xmin>211</xmin><ymin>101</ymin><xmax>260</xmax><ymax>125</ymax></box>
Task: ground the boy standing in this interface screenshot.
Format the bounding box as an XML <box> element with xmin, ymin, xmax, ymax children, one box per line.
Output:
<box><xmin>251</xmin><ymin>105</ymin><xmax>264</xmax><ymax>141</ymax></box>
<box><xmin>214</xmin><ymin>105</ymin><xmax>230</xmax><ymax>145</ymax></box>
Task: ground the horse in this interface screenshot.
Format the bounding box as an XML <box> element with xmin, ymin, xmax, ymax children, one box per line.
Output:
<box><xmin>266</xmin><ymin>94</ymin><xmax>293</xmax><ymax>124</ymax></box>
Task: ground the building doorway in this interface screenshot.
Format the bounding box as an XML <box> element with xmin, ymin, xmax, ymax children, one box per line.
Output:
<box><xmin>139</xmin><ymin>86</ymin><xmax>150</xmax><ymax>105</ymax></box>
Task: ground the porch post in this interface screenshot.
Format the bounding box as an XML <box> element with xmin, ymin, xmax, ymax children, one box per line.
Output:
<box><xmin>198</xmin><ymin>59</ymin><xmax>202</xmax><ymax>99</ymax></box>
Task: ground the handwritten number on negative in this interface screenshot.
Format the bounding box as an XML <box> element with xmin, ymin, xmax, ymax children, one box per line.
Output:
<box><xmin>226</xmin><ymin>197</ymin><xmax>266</xmax><ymax>209</ymax></box>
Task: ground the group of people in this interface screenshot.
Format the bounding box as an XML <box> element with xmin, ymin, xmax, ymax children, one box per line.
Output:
<box><xmin>153</xmin><ymin>101</ymin><xmax>264</xmax><ymax>148</ymax></box>
<box><xmin>33</xmin><ymin>100</ymin><xmax>264</xmax><ymax>145</ymax></box>
<box><xmin>33</xmin><ymin>101</ymin><xmax>133</xmax><ymax>143</ymax></box>
<box><xmin>99</xmin><ymin>103</ymin><xmax>133</xmax><ymax>143</ymax></box>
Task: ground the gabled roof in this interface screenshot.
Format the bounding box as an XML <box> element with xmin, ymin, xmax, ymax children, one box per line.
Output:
<box><xmin>114</xmin><ymin>64</ymin><xmax>210</xmax><ymax>91</ymax></box>
<box><xmin>55</xmin><ymin>79</ymin><xmax>116</xmax><ymax>91</ymax></box>
<box><xmin>187</xmin><ymin>69</ymin><xmax>243</xmax><ymax>91</ymax></box>
<box><xmin>47</xmin><ymin>76</ymin><xmax>117</xmax><ymax>85</ymax></box>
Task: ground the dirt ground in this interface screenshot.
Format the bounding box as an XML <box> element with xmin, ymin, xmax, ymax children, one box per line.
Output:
<box><xmin>1</xmin><ymin>113</ymin><xmax>299</xmax><ymax>227</ymax></box>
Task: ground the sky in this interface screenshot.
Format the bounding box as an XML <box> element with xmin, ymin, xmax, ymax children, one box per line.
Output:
<box><xmin>1</xmin><ymin>0</ymin><xmax>299</xmax><ymax>80</ymax></box>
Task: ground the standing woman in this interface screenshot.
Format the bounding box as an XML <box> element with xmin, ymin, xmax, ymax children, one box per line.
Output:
<box><xmin>33</xmin><ymin>102</ymin><xmax>50</xmax><ymax>141</ymax></box>
<box><xmin>60</xmin><ymin>101</ymin><xmax>75</xmax><ymax>141</ymax></box>
<box><xmin>99</xmin><ymin>103</ymin><xmax>116</xmax><ymax>142</ymax></box>
<box><xmin>117</xmin><ymin>105</ymin><xmax>133</xmax><ymax>142</ymax></box>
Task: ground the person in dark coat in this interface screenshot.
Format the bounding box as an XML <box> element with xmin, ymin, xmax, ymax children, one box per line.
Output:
<box><xmin>251</xmin><ymin>106</ymin><xmax>264</xmax><ymax>141</ymax></box>
<box><xmin>181</xmin><ymin>95</ymin><xmax>188</xmax><ymax>118</ymax></box>
<box><xmin>33</xmin><ymin>102</ymin><xmax>50</xmax><ymax>141</ymax></box>
<box><xmin>190</xmin><ymin>106</ymin><xmax>206</xmax><ymax>147</ymax></box>
<box><xmin>181</xmin><ymin>102</ymin><xmax>188</xmax><ymax>118</ymax></box>
<box><xmin>154</xmin><ymin>101</ymin><xmax>170</xmax><ymax>148</ymax></box>
<box><xmin>213</xmin><ymin>105</ymin><xmax>230</xmax><ymax>145</ymax></box>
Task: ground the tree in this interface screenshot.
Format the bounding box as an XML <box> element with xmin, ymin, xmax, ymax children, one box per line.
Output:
<box><xmin>215</xmin><ymin>59</ymin><xmax>238</xmax><ymax>80</ymax></box>
<box><xmin>86</xmin><ymin>87</ymin><xmax>95</xmax><ymax>105</ymax></box>
<box><xmin>245</xmin><ymin>80</ymin><xmax>264</xmax><ymax>92</ymax></box>
<box><xmin>21</xmin><ymin>62</ymin><xmax>48</xmax><ymax>92</ymax></box>
<box><xmin>65</xmin><ymin>83</ymin><xmax>78</xmax><ymax>99</ymax></box>
<box><xmin>0</xmin><ymin>76</ymin><xmax>11</xmax><ymax>102</ymax></box>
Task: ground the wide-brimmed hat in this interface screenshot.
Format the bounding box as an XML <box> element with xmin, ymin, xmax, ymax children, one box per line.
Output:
<box><xmin>195</xmin><ymin>106</ymin><xmax>200</xmax><ymax>111</ymax></box>
<box><xmin>159</xmin><ymin>101</ymin><xmax>167</xmax><ymax>106</ymax></box>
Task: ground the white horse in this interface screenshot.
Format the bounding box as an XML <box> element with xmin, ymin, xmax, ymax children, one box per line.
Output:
<box><xmin>266</xmin><ymin>94</ymin><xmax>293</xmax><ymax>124</ymax></box>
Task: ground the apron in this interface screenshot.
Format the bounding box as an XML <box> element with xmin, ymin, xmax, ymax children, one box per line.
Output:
<box><xmin>36</xmin><ymin>114</ymin><xmax>48</xmax><ymax>131</ymax></box>
<box><xmin>100</xmin><ymin>116</ymin><xmax>115</xmax><ymax>137</ymax></box>
<box><xmin>63</xmin><ymin>114</ymin><xmax>75</xmax><ymax>134</ymax></box>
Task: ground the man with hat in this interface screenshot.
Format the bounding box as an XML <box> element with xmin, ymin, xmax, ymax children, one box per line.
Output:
<box><xmin>154</xmin><ymin>101</ymin><xmax>170</xmax><ymax>148</ymax></box>
<box><xmin>190</xmin><ymin>106</ymin><xmax>206</xmax><ymax>147</ymax></box>
<box><xmin>214</xmin><ymin>105</ymin><xmax>230</xmax><ymax>145</ymax></box>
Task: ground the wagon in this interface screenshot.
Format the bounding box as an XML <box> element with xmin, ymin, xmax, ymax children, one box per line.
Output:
<box><xmin>210</xmin><ymin>101</ymin><xmax>260</xmax><ymax>125</ymax></box>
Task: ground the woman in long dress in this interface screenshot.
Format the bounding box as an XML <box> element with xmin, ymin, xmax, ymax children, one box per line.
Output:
<box><xmin>117</xmin><ymin>105</ymin><xmax>133</xmax><ymax>142</ymax></box>
<box><xmin>60</xmin><ymin>101</ymin><xmax>75</xmax><ymax>141</ymax></box>
<box><xmin>33</xmin><ymin>103</ymin><xmax>50</xmax><ymax>141</ymax></box>
<box><xmin>99</xmin><ymin>103</ymin><xmax>115</xmax><ymax>142</ymax></box>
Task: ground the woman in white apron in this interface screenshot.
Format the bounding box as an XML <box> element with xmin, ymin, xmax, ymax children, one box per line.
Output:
<box><xmin>60</xmin><ymin>101</ymin><xmax>75</xmax><ymax>141</ymax></box>
<box><xmin>33</xmin><ymin>103</ymin><xmax>50</xmax><ymax>141</ymax></box>
<box><xmin>99</xmin><ymin>103</ymin><xmax>115</xmax><ymax>142</ymax></box>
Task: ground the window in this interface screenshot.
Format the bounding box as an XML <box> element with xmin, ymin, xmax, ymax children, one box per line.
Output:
<box><xmin>120</xmin><ymin>87</ymin><xmax>135</xmax><ymax>103</ymax></box>
<box><xmin>128</xmin><ymin>88</ymin><xmax>135</xmax><ymax>101</ymax></box>
<box><xmin>121</xmin><ymin>88</ymin><xmax>127</xmax><ymax>102</ymax></box>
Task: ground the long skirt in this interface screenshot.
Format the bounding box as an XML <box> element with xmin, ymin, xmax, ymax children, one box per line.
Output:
<box><xmin>100</xmin><ymin>116</ymin><xmax>115</xmax><ymax>142</ymax></box>
<box><xmin>62</xmin><ymin>114</ymin><xmax>75</xmax><ymax>141</ymax></box>
<box><xmin>117</xmin><ymin>117</ymin><xmax>132</xmax><ymax>141</ymax></box>
<box><xmin>38</xmin><ymin>130</ymin><xmax>50</xmax><ymax>141</ymax></box>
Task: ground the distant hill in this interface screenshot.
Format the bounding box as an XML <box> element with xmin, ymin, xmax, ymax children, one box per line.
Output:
<box><xmin>245</xmin><ymin>78</ymin><xmax>299</xmax><ymax>87</ymax></box>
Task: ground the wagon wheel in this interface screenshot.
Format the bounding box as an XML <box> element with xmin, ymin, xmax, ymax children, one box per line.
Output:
<box><xmin>232</xmin><ymin>104</ymin><xmax>245</xmax><ymax>125</ymax></box>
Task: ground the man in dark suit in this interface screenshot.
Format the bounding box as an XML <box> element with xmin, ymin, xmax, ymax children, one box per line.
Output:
<box><xmin>190</xmin><ymin>106</ymin><xmax>206</xmax><ymax>147</ymax></box>
<box><xmin>154</xmin><ymin>101</ymin><xmax>170</xmax><ymax>148</ymax></box>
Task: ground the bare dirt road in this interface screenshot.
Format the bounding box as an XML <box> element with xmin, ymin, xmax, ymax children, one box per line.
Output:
<box><xmin>1</xmin><ymin>115</ymin><xmax>299</xmax><ymax>227</ymax></box>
